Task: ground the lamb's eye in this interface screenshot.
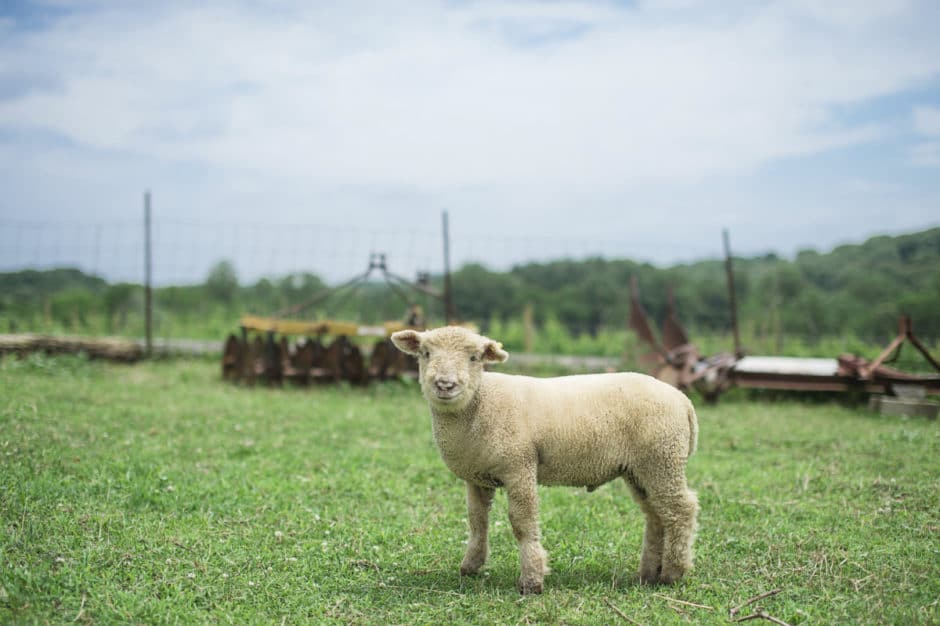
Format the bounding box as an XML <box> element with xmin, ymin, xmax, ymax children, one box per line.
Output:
<box><xmin>423</xmin><ymin>350</ymin><xmax>430</xmax><ymax>359</ymax></box>
<box><xmin>470</xmin><ymin>355</ymin><xmax>478</xmax><ymax>362</ymax></box>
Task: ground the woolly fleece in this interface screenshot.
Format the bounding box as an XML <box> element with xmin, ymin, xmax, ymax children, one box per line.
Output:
<box><xmin>391</xmin><ymin>325</ymin><xmax>699</xmax><ymax>595</ymax></box>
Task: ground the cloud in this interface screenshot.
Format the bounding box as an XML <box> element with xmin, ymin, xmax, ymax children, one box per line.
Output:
<box><xmin>910</xmin><ymin>142</ymin><xmax>940</xmax><ymax>167</ymax></box>
<box><xmin>913</xmin><ymin>105</ymin><xmax>940</xmax><ymax>136</ymax></box>
<box><xmin>909</xmin><ymin>105</ymin><xmax>940</xmax><ymax>166</ymax></box>
<box><xmin>1</xmin><ymin>0</ymin><xmax>938</xmax><ymax>192</ymax></box>
<box><xmin>777</xmin><ymin>0</ymin><xmax>916</xmax><ymax>29</ymax></box>
<box><xmin>0</xmin><ymin>0</ymin><xmax>939</xmax><ymax>284</ymax></box>
<box><xmin>0</xmin><ymin>69</ymin><xmax>62</xmax><ymax>101</ymax></box>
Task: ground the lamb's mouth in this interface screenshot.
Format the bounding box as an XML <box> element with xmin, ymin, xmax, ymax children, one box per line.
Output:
<box><xmin>435</xmin><ymin>388</ymin><xmax>463</xmax><ymax>401</ymax></box>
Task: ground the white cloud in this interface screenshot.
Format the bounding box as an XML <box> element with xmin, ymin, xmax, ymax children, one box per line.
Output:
<box><xmin>910</xmin><ymin>142</ymin><xmax>940</xmax><ymax>167</ymax></box>
<box><xmin>909</xmin><ymin>106</ymin><xmax>940</xmax><ymax>166</ymax></box>
<box><xmin>1</xmin><ymin>0</ymin><xmax>939</xmax><ymax>284</ymax></box>
<box><xmin>1</xmin><ymin>0</ymin><xmax>938</xmax><ymax>191</ymax></box>
<box><xmin>778</xmin><ymin>0</ymin><xmax>915</xmax><ymax>29</ymax></box>
<box><xmin>913</xmin><ymin>105</ymin><xmax>940</xmax><ymax>136</ymax></box>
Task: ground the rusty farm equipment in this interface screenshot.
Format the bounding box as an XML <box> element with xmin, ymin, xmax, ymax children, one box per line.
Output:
<box><xmin>222</xmin><ymin>317</ymin><xmax>419</xmax><ymax>386</ymax></box>
<box><xmin>629</xmin><ymin>277</ymin><xmax>940</xmax><ymax>404</ymax></box>
<box><xmin>628</xmin><ymin>276</ymin><xmax>736</xmax><ymax>401</ymax></box>
<box><xmin>629</xmin><ymin>230</ymin><xmax>940</xmax><ymax>407</ymax></box>
<box><xmin>222</xmin><ymin>254</ymin><xmax>450</xmax><ymax>387</ymax></box>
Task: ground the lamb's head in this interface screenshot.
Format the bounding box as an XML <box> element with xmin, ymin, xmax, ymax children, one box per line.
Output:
<box><xmin>391</xmin><ymin>326</ymin><xmax>508</xmax><ymax>411</ymax></box>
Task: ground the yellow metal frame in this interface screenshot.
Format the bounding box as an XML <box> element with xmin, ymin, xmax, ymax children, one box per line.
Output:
<box><xmin>239</xmin><ymin>315</ymin><xmax>410</xmax><ymax>338</ymax></box>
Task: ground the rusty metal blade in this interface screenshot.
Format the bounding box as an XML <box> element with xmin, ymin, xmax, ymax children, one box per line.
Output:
<box><xmin>662</xmin><ymin>287</ymin><xmax>690</xmax><ymax>351</ymax></box>
<box><xmin>662</xmin><ymin>316</ymin><xmax>689</xmax><ymax>351</ymax></box>
<box><xmin>629</xmin><ymin>275</ymin><xmax>661</xmax><ymax>352</ymax></box>
<box><xmin>638</xmin><ymin>351</ymin><xmax>663</xmax><ymax>367</ymax></box>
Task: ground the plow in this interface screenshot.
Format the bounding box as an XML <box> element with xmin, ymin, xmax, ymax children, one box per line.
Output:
<box><xmin>629</xmin><ymin>275</ymin><xmax>940</xmax><ymax>408</ymax></box>
<box><xmin>221</xmin><ymin>254</ymin><xmax>451</xmax><ymax>386</ymax></box>
<box><xmin>222</xmin><ymin>317</ymin><xmax>419</xmax><ymax>386</ymax></box>
<box><xmin>629</xmin><ymin>231</ymin><xmax>940</xmax><ymax>409</ymax></box>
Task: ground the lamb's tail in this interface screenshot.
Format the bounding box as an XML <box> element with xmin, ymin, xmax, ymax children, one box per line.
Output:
<box><xmin>687</xmin><ymin>402</ymin><xmax>699</xmax><ymax>457</ymax></box>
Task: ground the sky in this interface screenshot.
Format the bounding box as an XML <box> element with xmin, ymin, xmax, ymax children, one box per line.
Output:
<box><xmin>1</xmin><ymin>0</ymin><xmax>939</xmax><ymax>284</ymax></box>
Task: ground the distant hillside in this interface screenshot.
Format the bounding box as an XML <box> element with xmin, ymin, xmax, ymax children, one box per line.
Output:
<box><xmin>1</xmin><ymin>268</ymin><xmax>107</xmax><ymax>300</ymax></box>
<box><xmin>451</xmin><ymin>227</ymin><xmax>940</xmax><ymax>341</ymax></box>
<box><xmin>1</xmin><ymin>227</ymin><xmax>938</xmax><ymax>342</ymax></box>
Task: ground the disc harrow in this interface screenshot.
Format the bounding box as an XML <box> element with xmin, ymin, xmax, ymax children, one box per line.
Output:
<box><xmin>222</xmin><ymin>253</ymin><xmax>460</xmax><ymax>388</ymax></box>
<box><xmin>222</xmin><ymin>318</ymin><xmax>419</xmax><ymax>387</ymax></box>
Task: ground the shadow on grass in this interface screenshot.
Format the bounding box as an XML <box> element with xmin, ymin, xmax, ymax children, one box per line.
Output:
<box><xmin>378</xmin><ymin>559</ymin><xmax>645</xmax><ymax>596</ymax></box>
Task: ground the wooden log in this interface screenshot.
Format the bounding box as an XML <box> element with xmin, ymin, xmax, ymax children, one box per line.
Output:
<box><xmin>0</xmin><ymin>333</ymin><xmax>143</xmax><ymax>362</ymax></box>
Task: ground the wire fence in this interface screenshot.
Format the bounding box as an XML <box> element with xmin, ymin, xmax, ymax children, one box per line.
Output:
<box><xmin>2</xmin><ymin>212</ymin><xmax>716</xmax><ymax>354</ymax></box>
<box><xmin>0</xmin><ymin>215</ymin><xmax>718</xmax><ymax>287</ymax></box>
<box><xmin>3</xmin><ymin>214</ymin><xmax>937</xmax><ymax>364</ymax></box>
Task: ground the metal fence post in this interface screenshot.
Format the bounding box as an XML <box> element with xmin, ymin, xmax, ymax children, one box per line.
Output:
<box><xmin>442</xmin><ymin>211</ymin><xmax>457</xmax><ymax>324</ymax></box>
<box><xmin>144</xmin><ymin>191</ymin><xmax>153</xmax><ymax>357</ymax></box>
<box><xmin>723</xmin><ymin>228</ymin><xmax>742</xmax><ymax>358</ymax></box>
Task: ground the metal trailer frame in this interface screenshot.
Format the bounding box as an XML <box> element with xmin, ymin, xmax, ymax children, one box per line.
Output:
<box><xmin>628</xmin><ymin>233</ymin><xmax>940</xmax><ymax>401</ymax></box>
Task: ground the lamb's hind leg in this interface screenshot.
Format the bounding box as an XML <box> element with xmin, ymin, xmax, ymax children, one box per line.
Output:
<box><xmin>460</xmin><ymin>483</ymin><xmax>494</xmax><ymax>576</ymax></box>
<box><xmin>623</xmin><ymin>476</ymin><xmax>663</xmax><ymax>584</ymax></box>
<box><xmin>648</xmin><ymin>480</ymin><xmax>698</xmax><ymax>585</ymax></box>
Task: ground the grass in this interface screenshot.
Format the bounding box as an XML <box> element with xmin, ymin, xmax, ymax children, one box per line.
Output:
<box><xmin>1</xmin><ymin>356</ymin><xmax>939</xmax><ymax>625</ymax></box>
<box><xmin>10</xmin><ymin>304</ymin><xmax>940</xmax><ymax>369</ymax></box>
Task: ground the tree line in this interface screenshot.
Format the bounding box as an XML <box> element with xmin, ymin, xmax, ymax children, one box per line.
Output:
<box><xmin>1</xmin><ymin>227</ymin><xmax>938</xmax><ymax>347</ymax></box>
<box><xmin>451</xmin><ymin>227</ymin><xmax>939</xmax><ymax>343</ymax></box>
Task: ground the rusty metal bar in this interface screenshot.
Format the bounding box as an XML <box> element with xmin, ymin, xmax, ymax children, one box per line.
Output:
<box><xmin>902</xmin><ymin>317</ymin><xmax>940</xmax><ymax>373</ymax></box>
<box><xmin>271</xmin><ymin>266</ymin><xmax>373</xmax><ymax>319</ymax></box>
<box><xmin>384</xmin><ymin>268</ymin><xmax>443</xmax><ymax>298</ymax></box>
<box><xmin>861</xmin><ymin>330</ymin><xmax>906</xmax><ymax>379</ymax></box>
<box><xmin>732</xmin><ymin>375</ymin><xmax>860</xmax><ymax>392</ymax></box>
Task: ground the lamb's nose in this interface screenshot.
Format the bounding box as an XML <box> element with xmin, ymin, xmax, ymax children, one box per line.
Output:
<box><xmin>435</xmin><ymin>379</ymin><xmax>457</xmax><ymax>392</ymax></box>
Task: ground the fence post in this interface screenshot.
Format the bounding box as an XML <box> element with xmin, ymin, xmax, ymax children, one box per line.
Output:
<box><xmin>524</xmin><ymin>303</ymin><xmax>535</xmax><ymax>353</ymax></box>
<box><xmin>723</xmin><ymin>228</ymin><xmax>742</xmax><ymax>358</ymax></box>
<box><xmin>442</xmin><ymin>211</ymin><xmax>457</xmax><ymax>323</ymax></box>
<box><xmin>144</xmin><ymin>191</ymin><xmax>153</xmax><ymax>357</ymax></box>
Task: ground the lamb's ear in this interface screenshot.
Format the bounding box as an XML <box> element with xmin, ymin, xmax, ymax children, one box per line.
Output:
<box><xmin>482</xmin><ymin>340</ymin><xmax>509</xmax><ymax>364</ymax></box>
<box><xmin>391</xmin><ymin>330</ymin><xmax>423</xmax><ymax>356</ymax></box>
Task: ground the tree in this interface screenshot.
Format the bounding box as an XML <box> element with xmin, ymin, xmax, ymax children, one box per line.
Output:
<box><xmin>206</xmin><ymin>261</ymin><xmax>239</xmax><ymax>305</ymax></box>
<box><xmin>104</xmin><ymin>283</ymin><xmax>138</xmax><ymax>332</ymax></box>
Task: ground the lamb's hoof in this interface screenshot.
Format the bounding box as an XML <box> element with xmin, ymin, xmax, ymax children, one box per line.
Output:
<box><xmin>517</xmin><ymin>578</ymin><xmax>543</xmax><ymax>595</ymax></box>
<box><xmin>658</xmin><ymin>567</ymin><xmax>687</xmax><ymax>585</ymax></box>
<box><xmin>459</xmin><ymin>564</ymin><xmax>481</xmax><ymax>577</ymax></box>
<box><xmin>638</xmin><ymin>564</ymin><xmax>661</xmax><ymax>585</ymax></box>
<box><xmin>460</xmin><ymin>554</ymin><xmax>486</xmax><ymax>576</ymax></box>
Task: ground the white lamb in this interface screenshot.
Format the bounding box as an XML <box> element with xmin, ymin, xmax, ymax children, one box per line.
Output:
<box><xmin>391</xmin><ymin>326</ymin><xmax>699</xmax><ymax>595</ymax></box>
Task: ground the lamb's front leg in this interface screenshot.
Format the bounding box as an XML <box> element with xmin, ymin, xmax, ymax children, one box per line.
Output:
<box><xmin>460</xmin><ymin>482</ymin><xmax>494</xmax><ymax>576</ymax></box>
<box><xmin>506</xmin><ymin>471</ymin><xmax>548</xmax><ymax>595</ymax></box>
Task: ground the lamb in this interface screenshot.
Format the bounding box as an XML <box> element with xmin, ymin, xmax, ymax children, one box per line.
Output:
<box><xmin>391</xmin><ymin>326</ymin><xmax>699</xmax><ymax>595</ymax></box>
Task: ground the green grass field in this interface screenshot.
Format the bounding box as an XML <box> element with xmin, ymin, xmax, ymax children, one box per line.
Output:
<box><xmin>1</xmin><ymin>356</ymin><xmax>938</xmax><ymax>625</ymax></box>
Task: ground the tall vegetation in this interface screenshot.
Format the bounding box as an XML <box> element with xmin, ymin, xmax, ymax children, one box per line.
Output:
<box><xmin>1</xmin><ymin>228</ymin><xmax>938</xmax><ymax>356</ymax></box>
<box><xmin>451</xmin><ymin>228</ymin><xmax>940</xmax><ymax>348</ymax></box>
